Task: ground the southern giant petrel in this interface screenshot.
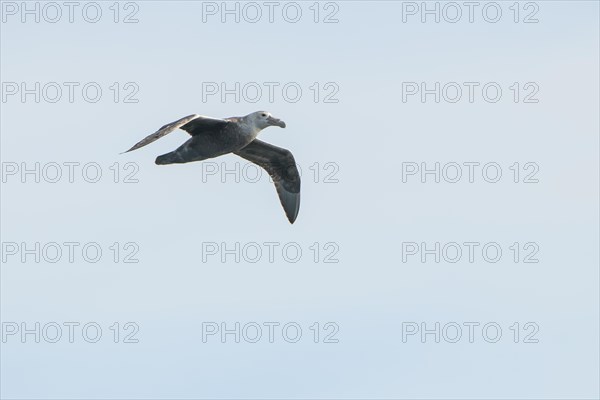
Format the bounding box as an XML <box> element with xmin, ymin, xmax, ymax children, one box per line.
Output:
<box><xmin>123</xmin><ymin>111</ymin><xmax>300</xmax><ymax>223</ymax></box>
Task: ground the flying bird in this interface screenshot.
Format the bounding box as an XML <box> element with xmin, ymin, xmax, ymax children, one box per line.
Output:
<box><xmin>123</xmin><ymin>111</ymin><xmax>300</xmax><ymax>223</ymax></box>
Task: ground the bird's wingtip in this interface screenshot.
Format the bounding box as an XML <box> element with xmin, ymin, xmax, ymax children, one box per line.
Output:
<box><xmin>120</xmin><ymin>146</ymin><xmax>137</xmax><ymax>154</ymax></box>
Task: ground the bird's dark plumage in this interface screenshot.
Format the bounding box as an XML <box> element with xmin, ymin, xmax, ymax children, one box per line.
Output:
<box><xmin>234</xmin><ymin>140</ymin><xmax>301</xmax><ymax>224</ymax></box>
<box><xmin>123</xmin><ymin>111</ymin><xmax>300</xmax><ymax>223</ymax></box>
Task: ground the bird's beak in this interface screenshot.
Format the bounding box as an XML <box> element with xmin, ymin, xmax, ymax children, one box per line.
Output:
<box><xmin>268</xmin><ymin>116</ymin><xmax>286</xmax><ymax>128</ymax></box>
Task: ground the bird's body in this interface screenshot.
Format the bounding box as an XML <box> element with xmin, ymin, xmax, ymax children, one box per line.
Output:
<box><xmin>123</xmin><ymin>111</ymin><xmax>300</xmax><ymax>223</ymax></box>
<box><xmin>155</xmin><ymin>116</ymin><xmax>256</xmax><ymax>165</ymax></box>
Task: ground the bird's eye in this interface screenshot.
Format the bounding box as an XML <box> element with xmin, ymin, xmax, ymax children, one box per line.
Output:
<box><xmin>261</xmin><ymin>113</ymin><xmax>267</xmax><ymax>117</ymax></box>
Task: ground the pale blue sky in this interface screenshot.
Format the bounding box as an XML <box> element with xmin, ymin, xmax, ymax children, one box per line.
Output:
<box><xmin>1</xmin><ymin>1</ymin><xmax>599</xmax><ymax>399</ymax></box>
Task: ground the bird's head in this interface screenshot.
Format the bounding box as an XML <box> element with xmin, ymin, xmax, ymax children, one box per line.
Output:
<box><xmin>247</xmin><ymin>111</ymin><xmax>286</xmax><ymax>130</ymax></box>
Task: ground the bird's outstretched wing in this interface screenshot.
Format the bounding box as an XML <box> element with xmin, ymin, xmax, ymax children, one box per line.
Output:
<box><xmin>122</xmin><ymin>114</ymin><xmax>229</xmax><ymax>153</ymax></box>
<box><xmin>179</xmin><ymin>116</ymin><xmax>231</xmax><ymax>136</ymax></box>
<box><xmin>234</xmin><ymin>139</ymin><xmax>301</xmax><ymax>224</ymax></box>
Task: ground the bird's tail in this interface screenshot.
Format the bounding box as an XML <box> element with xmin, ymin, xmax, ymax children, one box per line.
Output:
<box><xmin>155</xmin><ymin>151</ymin><xmax>183</xmax><ymax>165</ymax></box>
